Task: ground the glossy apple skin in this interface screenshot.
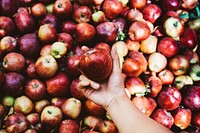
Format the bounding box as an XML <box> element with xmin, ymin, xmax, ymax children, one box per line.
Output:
<box><xmin>0</xmin><ymin>16</ymin><xmax>15</xmax><ymax>38</ymax></box>
<box><xmin>73</xmin><ymin>6</ymin><xmax>92</xmax><ymax>23</ymax></box>
<box><xmin>157</xmin><ymin>86</ymin><xmax>182</xmax><ymax>111</ymax></box>
<box><xmin>5</xmin><ymin>113</ymin><xmax>29</xmax><ymax>133</ymax></box>
<box><xmin>84</xmin><ymin>99</ymin><xmax>105</xmax><ymax>116</ymax></box>
<box><xmin>46</xmin><ymin>72</ymin><xmax>70</xmax><ymax>97</ymax></box>
<box><xmin>59</xmin><ymin>119</ymin><xmax>79</xmax><ymax>133</ymax></box>
<box><xmin>157</xmin><ymin>37</ymin><xmax>179</xmax><ymax>58</ymax></box>
<box><xmin>30</xmin><ymin>2</ymin><xmax>47</xmax><ymax>18</ymax></box>
<box><xmin>25</xmin><ymin>79</ymin><xmax>47</xmax><ymax>101</ymax></box>
<box><xmin>180</xmin><ymin>28</ymin><xmax>198</xmax><ymax>49</ymax></box>
<box><xmin>161</xmin><ymin>0</ymin><xmax>181</xmax><ymax>11</ymax></box>
<box><xmin>142</xmin><ymin>4</ymin><xmax>162</xmax><ymax>24</ymax></box>
<box><xmin>182</xmin><ymin>86</ymin><xmax>200</xmax><ymax>111</ymax></box>
<box><xmin>172</xmin><ymin>107</ymin><xmax>192</xmax><ymax>130</ymax></box>
<box><xmin>151</xmin><ymin>109</ymin><xmax>174</xmax><ymax>129</ymax></box>
<box><xmin>0</xmin><ymin>0</ymin><xmax>19</xmax><ymax>17</ymax></box>
<box><xmin>78</xmin><ymin>48</ymin><xmax>113</xmax><ymax>81</ymax></box>
<box><xmin>0</xmin><ymin>36</ymin><xmax>17</xmax><ymax>53</ymax></box>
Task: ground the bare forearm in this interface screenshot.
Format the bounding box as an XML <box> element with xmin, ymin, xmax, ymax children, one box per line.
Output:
<box><xmin>106</xmin><ymin>95</ymin><xmax>173</xmax><ymax>133</ymax></box>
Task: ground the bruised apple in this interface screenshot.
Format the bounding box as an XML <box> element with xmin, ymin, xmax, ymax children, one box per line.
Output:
<box><xmin>78</xmin><ymin>48</ymin><xmax>113</xmax><ymax>81</ymax></box>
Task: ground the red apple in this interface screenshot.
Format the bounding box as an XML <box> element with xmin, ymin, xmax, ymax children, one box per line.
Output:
<box><xmin>14</xmin><ymin>95</ymin><xmax>34</xmax><ymax>115</ymax></box>
<box><xmin>41</xmin><ymin>106</ymin><xmax>63</xmax><ymax>130</ymax></box>
<box><xmin>34</xmin><ymin>99</ymin><xmax>50</xmax><ymax>114</ymax></box>
<box><xmin>26</xmin><ymin>62</ymin><xmax>38</xmax><ymax>79</ymax></box>
<box><xmin>61</xmin><ymin>97</ymin><xmax>82</xmax><ymax>119</ymax></box>
<box><xmin>98</xmin><ymin>120</ymin><xmax>117</xmax><ymax>133</ymax></box>
<box><xmin>172</xmin><ymin>107</ymin><xmax>192</xmax><ymax>130</ymax></box>
<box><xmin>157</xmin><ymin>86</ymin><xmax>182</xmax><ymax>111</ymax></box>
<box><xmin>129</xmin><ymin>0</ymin><xmax>147</xmax><ymax>10</ymax></box>
<box><xmin>30</xmin><ymin>2</ymin><xmax>47</xmax><ymax>18</ymax></box>
<box><xmin>92</xmin><ymin>11</ymin><xmax>107</xmax><ymax>24</ymax></box>
<box><xmin>3</xmin><ymin>52</ymin><xmax>25</xmax><ymax>72</ymax></box>
<box><xmin>151</xmin><ymin>109</ymin><xmax>174</xmax><ymax>129</ymax></box>
<box><xmin>38</xmin><ymin>24</ymin><xmax>57</xmax><ymax>44</ymax></box>
<box><xmin>125</xmin><ymin>39</ymin><xmax>140</xmax><ymax>52</ymax></box>
<box><xmin>73</xmin><ymin>6</ymin><xmax>92</xmax><ymax>23</ymax></box>
<box><xmin>182</xmin><ymin>49</ymin><xmax>199</xmax><ymax>64</ymax></box>
<box><xmin>94</xmin><ymin>42</ymin><xmax>111</xmax><ymax>53</ymax></box>
<box><xmin>168</xmin><ymin>55</ymin><xmax>190</xmax><ymax>76</ymax></box>
<box><xmin>26</xmin><ymin>113</ymin><xmax>40</xmax><ymax>126</ymax></box>
<box><xmin>158</xmin><ymin>69</ymin><xmax>174</xmax><ymax>85</ymax></box>
<box><xmin>182</xmin><ymin>0</ymin><xmax>198</xmax><ymax>9</ymax></box>
<box><xmin>39</xmin><ymin>13</ymin><xmax>60</xmax><ymax>30</ymax></box>
<box><xmin>83</xmin><ymin>115</ymin><xmax>102</xmax><ymax>130</ymax></box>
<box><xmin>84</xmin><ymin>99</ymin><xmax>105</xmax><ymax>116</ymax></box>
<box><xmin>61</xmin><ymin>21</ymin><xmax>76</xmax><ymax>35</ymax></box>
<box><xmin>182</xmin><ymin>85</ymin><xmax>200</xmax><ymax>111</ymax></box>
<box><xmin>161</xmin><ymin>0</ymin><xmax>181</xmax><ymax>11</ymax></box>
<box><xmin>35</xmin><ymin>55</ymin><xmax>58</xmax><ymax>78</ymax></box>
<box><xmin>40</xmin><ymin>44</ymin><xmax>52</xmax><ymax>56</ymax></box>
<box><xmin>77</xmin><ymin>48</ymin><xmax>113</xmax><ymax>81</ymax></box>
<box><xmin>59</xmin><ymin>119</ymin><xmax>79</xmax><ymax>133</ymax></box>
<box><xmin>53</xmin><ymin>0</ymin><xmax>73</xmax><ymax>20</ymax></box>
<box><xmin>146</xmin><ymin>97</ymin><xmax>157</xmax><ymax>116</ymax></box>
<box><xmin>25</xmin><ymin>79</ymin><xmax>47</xmax><ymax>101</ymax></box>
<box><xmin>142</xmin><ymin>4</ymin><xmax>162</xmax><ymax>24</ymax></box>
<box><xmin>128</xmin><ymin>20</ymin><xmax>151</xmax><ymax>41</ymax></box>
<box><xmin>14</xmin><ymin>7</ymin><xmax>35</xmax><ymax>34</ymax></box>
<box><xmin>5</xmin><ymin>113</ymin><xmax>29</xmax><ymax>133</ymax></box>
<box><xmin>126</xmin><ymin>8</ymin><xmax>143</xmax><ymax>22</ymax></box>
<box><xmin>57</xmin><ymin>32</ymin><xmax>73</xmax><ymax>52</ymax></box>
<box><xmin>96</xmin><ymin>22</ymin><xmax>118</xmax><ymax>43</ymax></box>
<box><xmin>46</xmin><ymin>72</ymin><xmax>70</xmax><ymax>96</ymax></box>
<box><xmin>0</xmin><ymin>104</ymin><xmax>5</xmax><ymax>118</ymax></box>
<box><xmin>51</xmin><ymin>97</ymin><xmax>66</xmax><ymax>108</ymax></box>
<box><xmin>0</xmin><ymin>0</ymin><xmax>19</xmax><ymax>17</ymax></box>
<box><xmin>0</xmin><ymin>36</ymin><xmax>17</xmax><ymax>53</ymax></box>
<box><xmin>0</xmin><ymin>16</ymin><xmax>15</xmax><ymax>38</ymax></box>
<box><xmin>192</xmin><ymin>112</ymin><xmax>200</xmax><ymax>128</ymax></box>
<box><xmin>125</xmin><ymin>76</ymin><xmax>146</xmax><ymax>96</ymax></box>
<box><xmin>69</xmin><ymin>78</ymin><xmax>86</xmax><ymax>100</ymax></box>
<box><xmin>157</xmin><ymin>37</ymin><xmax>179</xmax><ymax>58</ymax></box>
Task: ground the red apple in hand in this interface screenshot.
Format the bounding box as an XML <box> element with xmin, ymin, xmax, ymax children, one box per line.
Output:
<box><xmin>157</xmin><ymin>86</ymin><xmax>182</xmax><ymax>111</ymax></box>
<box><xmin>59</xmin><ymin>119</ymin><xmax>79</xmax><ymax>133</ymax></box>
<box><xmin>78</xmin><ymin>48</ymin><xmax>113</xmax><ymax>81</ymax></box>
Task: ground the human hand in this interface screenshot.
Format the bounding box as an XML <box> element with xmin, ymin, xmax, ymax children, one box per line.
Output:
<box><xmin>78</xmin><ymin>46</ymin><xmax>127</xmax><ymax>110</ymax></box>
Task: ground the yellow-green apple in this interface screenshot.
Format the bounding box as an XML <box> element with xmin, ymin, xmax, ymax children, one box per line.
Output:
<box><xmin>92</xmin><ymin>11</ymin><xmax>107</xmax><ymax>24</ymax></box>
<box><xmin>173</xmin><ymin>75</ymin><xmax>193</xmax><ymax>90</ymax></box>
<box><xmin>51</xmin><ymin>41</ymin><xmax>67</xmax><ymax>59</ymax></box>
<box><xmin>189</xmin><ymin>64</ymin><xmax>200</xmax><ymax>81</ymax></box>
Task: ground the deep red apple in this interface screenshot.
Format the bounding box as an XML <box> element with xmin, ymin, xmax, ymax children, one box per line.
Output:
<box><xmin>157</xmin><ymin>37</ymin><xmax>179</xmax><ymax>58</ymax></box>
<box><xmin>0</xmin><ymin>0</ymin><xmax>19</xmax><ymax>17</ymax></box>
<box><xmin>5</xmin><ymin>113</ymin><xmax>29</xmax><ymax>133</ymax></box>
<box><xmin>46</xmin><ymin>72</ymin><xmax>70</xmax><ymax>96</ymax></box>
<box><xmin>59</xmin><ymin>119</ymin><xmax>79</xmax><ymax>133</ymax></box>
<box><xmin>57</xmin><ymin>32</ymin><xmax>73</xmax><ymax>52</ymax></box>
<box><xmin>96</xmin><ymin>22</ymin><xmax>118</xmax><ymax>43</ymax></box>
<box><xmin>151</xmin><ymin>109</ymin><xmax>174</xmax><ymax>129</ymax></box>
<box><xmin>182</xmin><ymin>85</ymin><xmax>200</xmax><ymax>111</ymax></box>
<box><xmin>25</xmin><ymin>79</ymin><xmax>47</xmax><ymax>101</ymax></box>
<box><xmin>61</xmin><ymin>21</ymin><xmax>76</xmax><ymax>35</ymax></box>
<box><xmin>77</xmin><ymin>48</ymin><xmax>113</xmax><ymax>81</ymax></box>
<box><xmin>128</xmin><ymin>20</ymin><xmax>151</xmax><ymax>41</ymax></box>
<box><xmin>73</xmin><ymin>6</ymin><xmax>92</xmax><ymax>23</ymax></box>
<box><xmin>0</xmin><ymin>16</ymin><xmax>15</xmax><ymax>38</ymax></box>
<box><xmin>39</xmin><ymin>13</ymin><xmax>60</xmax><ymax>30</ymax></box>
<box><xmin>161</xmin><ymin>0</ymin><xmax>181</xmax><ymax>11</ymax></box>
<box><xmin>157</xmin><ymin>86</ymin><xmax>182</xmax><ymax>111</ymax></box>
<box><xmin>69</xmin><ymin>78</ymin><xmax>86</xmax><ymax>100</ymax></box>
<box><xmin>53</xmin><ymin>0</ymin><xmax>73</xmax><ymax>20</ymax></box>
<box><xmin>192</xmin><ymin>112</ymin><xmax>200</xmax><ymax>128</ymax></box>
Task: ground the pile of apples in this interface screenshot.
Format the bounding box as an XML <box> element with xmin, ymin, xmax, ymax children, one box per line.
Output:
<box><xmin>0</xmin><ymin>0</ymin><xmax>200</xmax><ymax>132</ymax></box>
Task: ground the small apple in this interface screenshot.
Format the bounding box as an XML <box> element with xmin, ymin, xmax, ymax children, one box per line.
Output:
<box><xmin>5</xmin><ymin>113</ymin><xmax>29</xmax><ymax>133</ymax></box>
<box><xmin>61</xmin><ymin>97</ymin><xmax>82</xmax><ymax>119</ymax></box>
<box><xmin>73</xmin><ymin>6</ymin><xmax>92</xmax><ymax>23</ymax></box>
<box><xmin>26</xmin><ymin>113</ymin><xmax>40</xmax><ymax>126</ymax></box>
<box><xmin>126</xmin><ymin>8</ymin><xmax>143</xmax><ymax>22</ymax></box>
<box><xmin>2</xmin><ymin>95</ymin><xmax>15</xmax><ymax>107</ymax></box>
<box><xmin>128</xmin><ymin>20</ymin><xmax>151</xmax><ymax>41</ymax></box>
<box><xmin>57</xmin><ymin>32</ymin><xmax>73</xmax><ymax>52</ymax></box>
<box><xmin>30</xmin><ymin>2</ymin><xmax>47</xmax><ymax>18</ymax></box>
<box><xmin>129</xmin><ymin>0</ymin><xmax>147</xmax><ymax>10</ymax></box>
<box><xmin>172</xmin><ymin>107</ymin><xmax>192</xmax><ymax>130</ymax></box>
<box><xmin>0</xmin><ymin>0</ymin><xmax>19</xmax><ymax>17</ymax></box>
<box><xmin>0</xmin><ymin>16</ymin><xmax>15</xmax><ymax>38</ymax></box>
<box><xmin>61</xmin><ymin>21</ymin><xmax>76</xmax><ymax>35</ymax></box>
<box><xmin>59</xmin><ymin>119</ymin><xmax>79</xmax><ymax>133</ymax></box>
<box><xmin>84</xmin><ymin>99</ymin><xmax>105</xmax><ymax>116</ymax></box>
<box><xmin>140</xmin><ymin>35</ymin><xmax>158</xmax><ymax>54</ymax></box>
<box><xmin>98</xmin><ymin>120</ymin><xmax>117</xmax><ymax>133</ymax></box>
<box><xmin>35</xmin><ymin>55</ymin><xmax>58</xmax><ymax>78</ymax></box>
<box><xmin>40</xmin><ymin>44</ymin><xmax>52</xmax><ymax>56</ymax></box>
<box><xmin>14</xmin><ymin>95</ymin><xmax>34</xmax><ymax>115</ymax></box>
<box><xmin>46</xmin><ymin>72</ymin><xmax>70</xmax><ymax>96</ymax></box>
<box><xmin>25</xmin><ymin>79</ymin><xmax>47</xmax><ymax>101</ymax></box>
<box><xmin>158</xmin><ymin>69</ymin><xmax>174</xmax><ymax>85</ymax></box>
<box><xmin>34</xmin><ymin>99</ymin><xmax>50</xmax><ymax>114</ymax></box>
<box><xmin>0</xmin><ymin>36</ymin><xmax>17</xmax><ymax>53</ymax></box>
<box><xmin>41</xmin><ymin>105</ymin><xmax>63</xmax><ymax>127</ymax></box>
<box><xmin>125</xmin><ymin>39</ymin><xmax>140</xmax><ymax>52</ymax></box>
<box><xmin>161</xmin><ymin>0</ymin><xmax>181</xmax><ymax>11</ymax></box>
<box><xmin>26</xmin><ymin>62</ymin><xmax>38</xmax><ymax>79</ymax></box>
<box><xmin>51</xmin><ymin>41</ymin><xmax>67</xmax><ymax>59</ymax></box>
<box><xmin>92</xmin><ymin>11</ymin><xmax>107</xmax><ymax>24</ymax></box>
<box><xmin>181</xmin><ymin>0</ymin><xmax>198</xmax><ymax>9</ymax></box>
<box><xmin>3</xmin><ymin>52</ymin><xmax>25</xmax><ymax>72</ymax></box>
<box><xmin>39</xmin><ymin>13</ymin><xmax>60</xmax><ymax>30</ymax></box>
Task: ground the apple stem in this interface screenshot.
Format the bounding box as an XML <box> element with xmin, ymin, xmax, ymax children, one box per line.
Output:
<box><xmin>47</xmin><ymin>110</ymin><xmax>52</xmax><ymax>114</ymax></box>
